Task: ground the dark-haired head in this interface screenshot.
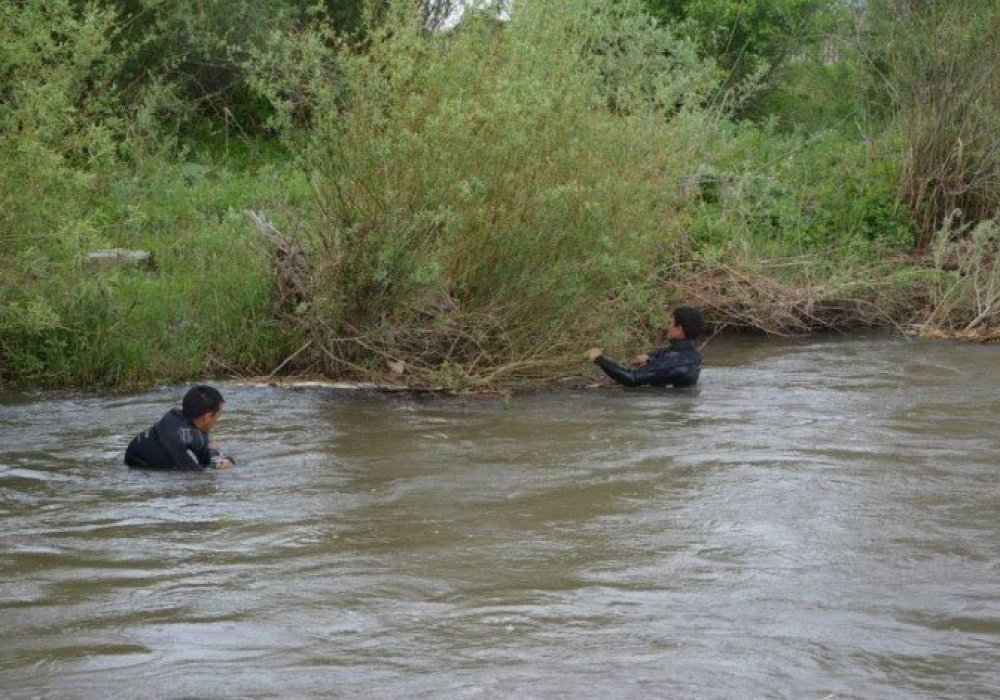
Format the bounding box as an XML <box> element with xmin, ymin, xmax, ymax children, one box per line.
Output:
<box><xmin>182</xmin><ymin>385</ymin><xmax>225</xmax><ymax>422</ymax></box>
<box><xmin>673</xmin><ymin>306</ymin><xmax>705</xmax><ymax>339</ymax></box>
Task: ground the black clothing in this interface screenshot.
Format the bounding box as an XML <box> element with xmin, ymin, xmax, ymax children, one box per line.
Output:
<box><xmin>594</xmin><ymin>339</ymin><xmax>701</xmax><ymax>387</ymax></box>
<box><xmin>124</xmin><ymin>408</ymin><xmax>217</xmax><ymax>470</ymax></box>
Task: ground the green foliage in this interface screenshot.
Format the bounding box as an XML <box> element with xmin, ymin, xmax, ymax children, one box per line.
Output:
<box><xmin>747</xmin><ymin>53</ymin><xmax>863</xmax><ymax>132</ymax></box>
<box><xmin>99</xmin><ymin>0</ymin><xmax>301</xmax><ymax>132</ymax></box>
<box><xmin>285</xmin><ymin>0</ymin><xmax>724</xmax><ymax>379</ymax></box>
<box><xmin>686</xmin><ymin>124</ymin><xmax>913</xmax><ymax>257</ymax></box>
<box><xmin>644</xmin><ymin>0</ymin><xmax>845</xmax><ymax>104</ymax></box>
<box><xmin>87</xmin><ymin>0</ymin><xmax>373</xmax><ymax>137</ymax></box>
<box><xmin>95</xmin><ymin>0</ymin><xmax>461</xmax><ymax>137</ymax></box>
<box><xmin>860</xmin><ymin>0</ymin><xmax>1000</xmax><ymax>246</ymax></box>
<box><xmin>2</xmin><ymin>0</ymin><xmax>995</xmax><ymax>390</ymax></box>
<box><xmin>244</xmin><ymin>22</ymin><xmax>345</xmax><ymax>139</ymax></box>
<box><xmin>1</xmin><ymin>0</ymin><xmax>124</xmax><ymax>255</ymax></box>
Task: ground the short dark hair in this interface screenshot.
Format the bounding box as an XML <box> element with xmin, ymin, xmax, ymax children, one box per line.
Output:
<box><xmin>182</xmin><ymin>385</ymin><xmax>225</xmax><ymax>421</ymax></box>
<box><xmin>673</xmin><ymin>306</ymin><xmax>705</xmax><ymax>339</ymax></box>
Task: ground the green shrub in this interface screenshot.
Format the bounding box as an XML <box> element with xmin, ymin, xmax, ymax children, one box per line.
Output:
<box><xmin>861</xmin><ymin>0</ymin><xmax>1000</xmax><ymax>246</ymax></box>
<box><xmin>0</xmin><ymin>0</ymin><xmax>124</xmax><ymax>255</ymax></box>
<box><xmin>748</xmin><ymin>54</ymin><xmax>863</xmax><ymax>133</ymax></box>
<box><xmin>644</xmin><ymin>0</ymin><xmax>848</xmax><ymax>111</ymax></box>
<box><xmin>275</xmin><ymin>0</ymin><xmax>725</xmax><ymax>383</ymax></box>
<box><xmin>685</xmin><ymin>124</ymin><xmax>913</xmax><ymax>257</ymax></box>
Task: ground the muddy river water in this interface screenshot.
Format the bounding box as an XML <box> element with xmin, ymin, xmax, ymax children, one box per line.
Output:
<box><xmin>1</xmin><ymin>334</ymin><xmax>998</xmax><ymax>699</ymax></box>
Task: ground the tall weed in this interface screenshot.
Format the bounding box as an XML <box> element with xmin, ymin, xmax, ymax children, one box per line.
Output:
<box><xmin>861</xmin><ymin>0</ymin><xmax>1000</xmax><ymax>247</ymax></box>
<box><xmin>0</xmin><ymin>2</ymin><xmax>310</xmax><ymax>388</ymax></box>
<box><xmin>924</xmin><ymin>216</ymin><xmax>1000</xmax><ymax>333</ymax></box>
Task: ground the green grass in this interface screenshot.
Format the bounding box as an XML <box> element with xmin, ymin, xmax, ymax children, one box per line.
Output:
<box><xmin>2</xmin><ymin>0</ymin><xmax>996</xmax><ymax>391</ymax></box>
<box><xmin>1</xmin><ymin>145</ymin><xmax>306</xmax><ymax>389</ymax></box>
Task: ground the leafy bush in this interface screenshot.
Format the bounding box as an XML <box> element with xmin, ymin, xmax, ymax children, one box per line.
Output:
<box><xmin>685</xmin><ymin>124</ymin><xmax>913</xmax><ymax>257</ymax></box>
<box><xmin>0</xmin><ymin>0</ymin><xmax>124</xmax><ymax>255</ymax></box>
<box><xmin>644</xmin><ymin>0</ymin><xmax>846</xmax><ymax>108</ymax></box>
<box><xmin>860</xmin><ymin>0</ymin><xmax>1000</xmax><ymax>247</ymax></box>
<box><xmin>1</xmin><ymin>0</ymin><xmax>125</xmax><ymax>381</ymax></box>
<box><xmin>270</xmin><ymin>0</ymin><xmax>724</xmax><ymax>384</ymax></box>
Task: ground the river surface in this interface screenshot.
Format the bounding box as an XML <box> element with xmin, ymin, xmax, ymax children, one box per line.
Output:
<box><xmin>1</xmin><ymin>334</ymin><xmax>998</xmax><ymax>699</ymax></box>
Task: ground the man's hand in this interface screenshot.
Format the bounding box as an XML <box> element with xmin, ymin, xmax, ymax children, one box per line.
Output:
<box><xmin>586</xmin><ymin>347</ymin><xmax>603</xmax><ymax>362</ymax></box>
<box><xmin>629</xmin><ymin>353</ymin><xmax>649</xmax><ymax>368</ymax></box>
<box><xmin>211</xmin><ymin>452</ymin><xmax>234</xmax><ymax>469</ymax></box>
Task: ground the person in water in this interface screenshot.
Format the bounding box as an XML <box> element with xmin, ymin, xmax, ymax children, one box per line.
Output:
<box><xmin>586</xmin><ymin>306</ymin><xmax>704</xmax><ymax>387</ymax></box>
<box><xmin>124</xmin><ymin>385</ymin><xmax>234</xmax><ymax>470</ymax></box>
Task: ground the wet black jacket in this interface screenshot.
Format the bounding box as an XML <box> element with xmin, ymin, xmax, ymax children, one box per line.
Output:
<box><xmin>124</xmin><ymin>408</ymin><xmax>216</xmax><ymax>470</ymax></box>
<box><xmin>594</xmin><ymin>339</ymin><xmax>701</xmax><ymax>387</ymax></box>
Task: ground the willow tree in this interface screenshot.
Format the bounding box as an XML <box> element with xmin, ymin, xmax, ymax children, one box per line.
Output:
<box><xmin>262</xmin><ymin>0</ymin><xmax>725</xmax><ymax>385</ymax></box>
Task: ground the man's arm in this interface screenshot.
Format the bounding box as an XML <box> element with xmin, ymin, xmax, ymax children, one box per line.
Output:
<box><xmin>628</xmin><ymin>353</ymin><xmax>650</xmax><ymax>368</ymax></box>
<box><xmin>156</xmin><ymin>428</ymin><xmax>204</xmax><ymax>469</ymax></box>
<box><xmin>594</xmin><ymin>356</ymin><xmax>646</xmax><ymax>386</ymax></box>
<box><xmin>588</xmin><ymin>345</ymin><xmax>697</xmax><ymax>387</ymax></box>
<box><xmin>188</xmin><ymin>433</ymin><xmax>217</xmax><ymax>469</ymax></box>
<box><xmin>587</xmin><ymin>348</ymin><xmax>653</xmax><ymax>387</ymax></box>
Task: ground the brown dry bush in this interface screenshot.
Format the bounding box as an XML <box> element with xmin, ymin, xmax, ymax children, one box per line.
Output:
<box><xmin>662</xmin><ymin>249</ymin><xmax>915</xmax><ymax>337</ymax></box>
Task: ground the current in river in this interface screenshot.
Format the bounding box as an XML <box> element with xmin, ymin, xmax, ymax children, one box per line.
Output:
<box><xmin>1</xmin><ymin>334</ymin><xmax>999</xmax><ymax>698</ymax></box>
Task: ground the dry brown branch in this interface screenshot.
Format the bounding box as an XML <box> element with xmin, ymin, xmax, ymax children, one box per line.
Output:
<box><xmin>245</xmin><ymin>210</ymin><xmax>310</xmax><ymax>318</ymax></box>
<box><xmin>266</xmin><ymin>339</ymin><xmax>314</xmax><ymax>380</ymax></box>
<box><xmin>662</xmin><ymin>251</ymin><xmax>907</xmax><ymax>336</ymax></box>
<box><xmin>293</xmin><ymin>291</ymin><xmax>583</xmax><ymax>390</ymax></box>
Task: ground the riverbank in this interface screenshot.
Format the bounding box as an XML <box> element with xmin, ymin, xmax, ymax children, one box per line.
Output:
<box><xmin>2</xmin><ymin>171</ymin><xmax>995</xmax><ymax>394</ymax></box>
<box><xmin>3</xmin><ymin>2</ymin><xmax>996</xmax><ymax>393</ymax></box>
<box><xmin>1</xmin><ymin>316</ymin><xmax>995</xmax><ymax>400</ymax></box>
<box><xmin>2</xmin><ymin>219</ymin><xmax>996</xmax><ymax>394</ymax></box>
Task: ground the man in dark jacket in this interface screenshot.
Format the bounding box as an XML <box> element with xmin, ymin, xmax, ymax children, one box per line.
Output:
<box><xmin>124</xmin><ymin>385</ymin><xmax>234</xmax><ymax>470</ymax></box>
<box><xmin>587</xmin><ymin>306</ymin><xmax>704</xmax><ymax>387</ymax></box>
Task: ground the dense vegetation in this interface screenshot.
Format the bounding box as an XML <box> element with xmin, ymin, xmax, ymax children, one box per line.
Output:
<box><xmin>2</xmin><ymin>0</ymin><xmax>998</xmax><ymax>390</ymax></box>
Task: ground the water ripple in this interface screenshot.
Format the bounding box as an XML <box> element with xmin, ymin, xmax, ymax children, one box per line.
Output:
<box><xmin>1</xmin><ymin>335</ymin><xmax>999</xmax><ymax>698</ymax></box>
